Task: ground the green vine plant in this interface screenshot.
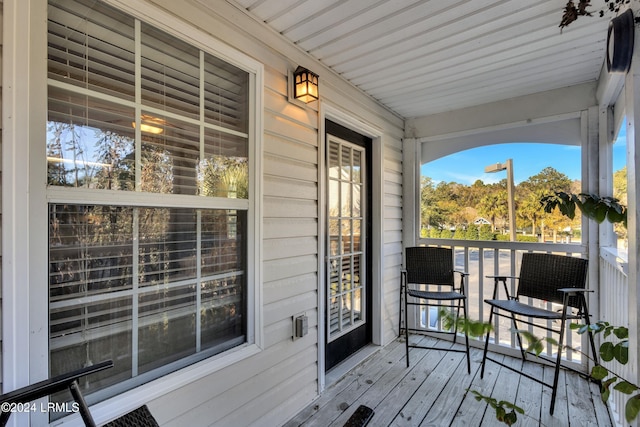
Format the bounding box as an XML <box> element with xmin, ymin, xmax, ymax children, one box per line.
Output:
<box><xmin>468</xmin><ymin>392</ymin><xmax>524</xmax><ymax>426</ymax></box>
<box><xmin>540</xmin><ymin>191</ymin><xmax>627</xmax><ymax>227</ymax></box>
<box><xmin>438</xmin><ymin>309</ymin><xmax>528</xmax><ymax>425</ymax></box>
<box><xmin>560</xmin><ymin>0</ymin><xmax>640</xmax><ymax>30</ymax></box>
<box><xmin>571</xmin><ymin>322</ymin><xmax>640</xmax><ymax>422</ymax></box>
<box><xmin>499</xmin><ymin>324</ymin><xmax>637</xmax><ymax>423</ymax></box>
<box><xmin>437</xmin><ymin>309</ymin><xmax>638</xmax><ymax>424</ymax></box>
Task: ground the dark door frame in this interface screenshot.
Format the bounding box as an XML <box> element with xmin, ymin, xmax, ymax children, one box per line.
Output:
<box><xmin>324</xmin><ymin>120</ymin><xmax>373</xmax><ymax>372</ymax></box>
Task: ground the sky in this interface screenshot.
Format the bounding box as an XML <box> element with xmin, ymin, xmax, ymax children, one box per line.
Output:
<box><xmin>421</xmin><ymin>126</ymin><xmax>628</xmax><ymax>185</ymax></box>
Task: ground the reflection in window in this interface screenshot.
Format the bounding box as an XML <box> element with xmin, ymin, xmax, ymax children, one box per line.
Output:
<box><xmin>46</xmin><ymin>0</ymin><xmax>254</xmax><ymax>412</ymax></box>
<box><xmin>49</xmin><ymin>205</ymin><xmax>246</xmax><ymax>401</ymax></box>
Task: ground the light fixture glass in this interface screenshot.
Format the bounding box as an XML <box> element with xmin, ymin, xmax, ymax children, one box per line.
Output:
<box><xmin>293</xmin><ymin>66</ymin><xmax>319</xmax><ymax>103</ymax></box>
<box><xmin>132</xmin><ymin>114</ymin><xmax>166</xmax><ymax>134</ymax></box>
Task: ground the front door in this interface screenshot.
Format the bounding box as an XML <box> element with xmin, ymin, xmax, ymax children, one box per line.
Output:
<box><xmin>325</xmin><ymin>120</ymin><xmax>372</xmax><ymax>371</ymax></box>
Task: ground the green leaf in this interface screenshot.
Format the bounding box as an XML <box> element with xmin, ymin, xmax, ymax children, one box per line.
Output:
<box><xmin>600</xmin><ymin>377</ymin><xmax>617</xmax><ymax>402</ymax></box>
<box><xmin>600</xmin><ymin>342</ymin><xmax>615</xmax><ymax>362</ymax></box>
<box><xmin>503</xmin><ymin>411</ymin><xmax>518</xmax><ymax>426</ymax></box>
<box><xmin>593</xmin><ymin>204</ymin><xmax>608</xmax><ymax>223</ymax></box>
<box><xmin>626</xmin><ymin>395</ymin><xmax>640</xmax><ymax>422</ymax></box>
<box><xmin>470</xmin><ymin>321</ymin><xmax>487</xmax><ymax>337</ymax></box>
<box><xmin>614</xmin><ymin>342</ymin><xmax>629</xmax><ymax>364</ymax></box>
<box><xmin>608</xmin><ymin>208</ymin><xmax>625</xmax><ymax>224</ymax></box>
<box><xmin>614</xmin><ymin>381</ymin><xmax>638</xmax><ymax>394</ymax></box>
<box><xmin>614</xmin><ymin>327</ymin><xmax>629</xmax><ymax>340</ymax></box>
<box><xmin>591</xmin><ymin>365</ymin><xmax>609</xmax><ymax>381</ymax></box>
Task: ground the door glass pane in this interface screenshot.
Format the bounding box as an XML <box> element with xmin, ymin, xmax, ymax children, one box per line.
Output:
<box><xmin>353</xmin><ymin>288</ymin><xmax>362</xmax><ymax>322</ymax></box>
<box><xmin>341</xmin><ymin>220</ymin><xmax>352</xmax><ymax>254</ymax></box>
<box><xmin>353</xmin><ymin>150</ymin><xmax>361</xmax><ymax>183</ymax></box>
<box><xmin>341</xmin><ymin>293</ymin><xmax>352</xmax><ymax>329</ymax></box>
<box><xmin>329</xmin><ymin>143</ymin><xmax>340</xmax><ymax>179</ymax></box>
<box><xmin>329</xmin><ymin>180</ymin><xmax>340</xmax><ymax>216</ymax></box>
<box><xmin>353</xmin><ymin>255</ymin><xmax>362</xmax><ymax>287</ymax></box>
<box><xmin>329</xmin><ymin>219</ymin><xmax>340</xmax><ymax>256</ymax></box>
<box><xmin>353</xmin><ymin>220</ymin><xmax>362</xmax><ymax>252</ymax></box>
<box><xmin>352</xmin><ymin>184</ymin><xmax>362</xmax><ymax>218</ymax></box>
<box><xmin>341</xmin><ymin>145</ymin><xmax>352</xmax><ymax>181</ymax></box>
<box><xmin>327</xmin><ymin>139</ymin><xmax>366</xmax><ymax>342</ymax></box>
<box><xmin>329</xmin><ymin>297</ymin><xmax>340</xmax><ymax>335</ymax></box>
<box><xmin>329</xmin><ymin>260</ymin><xmax>340</xmax><ymax>297</ymax></box>
<box><xmin>341</xmin><ymin>182</ymin><xmax>351</xmax><ymax>217</ymax></box>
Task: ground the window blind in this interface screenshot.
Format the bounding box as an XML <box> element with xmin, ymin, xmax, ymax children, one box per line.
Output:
<box><xmin>46</xmin><ymin>0</ymin><xmax>252</xmax><ymax>410</ymax></box>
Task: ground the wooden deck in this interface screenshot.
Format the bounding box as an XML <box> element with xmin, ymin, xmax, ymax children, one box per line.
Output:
<box><xmin>284</xmin><ymin>337</ymin><xmax>613</xmax><ymax>427</ymax></box>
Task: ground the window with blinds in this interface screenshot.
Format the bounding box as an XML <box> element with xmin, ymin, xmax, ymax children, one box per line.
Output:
<box><xmin>46</xmin><ymin>0</ymin><xmax>253</xmax><ymax>406</ymax></box>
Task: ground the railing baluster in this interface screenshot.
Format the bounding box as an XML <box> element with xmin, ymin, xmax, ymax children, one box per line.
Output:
<box><xmin>598</xmin><ymin>247</ymin><xmax>629</xmax><ymax>426</ymax></box>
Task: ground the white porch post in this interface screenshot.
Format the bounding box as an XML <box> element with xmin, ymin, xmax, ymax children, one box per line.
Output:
<box><xmin>402</xmin><ymin>137</ymin><xmax>418</xmax><ymax>249</ymax></box>
<box><xmin>583</xmin><ymin>107</ymin><xmax>601</xmax><ymax>326</ymax></box>
<box><xmin>625</xmin><ymin>22</ymin><xmax>640</xmax><ymax>426</ymax></box>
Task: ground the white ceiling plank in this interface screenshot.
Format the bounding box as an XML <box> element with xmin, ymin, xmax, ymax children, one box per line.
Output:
<box><xmin>266</xmin><ymin>0</ymin><xmax>341</xmax><ymax>33</ymax></box>
<box><xmin>289</xmin><ymin>0</ymin><xmax>418</xmax><ymax>47</ymax></box>
<box><xmin>309</xmin><ymin>0</ymin><xmax>498</xmax><ymax>61</ymax></box>
<box><xmin>233</xmin><ymin>0</ymin><xmax>615</xmax><ymax>118</ymax></box>
<box><xmin>251</xmin><ymin>0</ymin><xmax>306</xmax><ymax>23</ymax></box>
<box><xmin>353</xmin><ymin>19</ymin><xmax>606</xmax><ymax>94</ymax></box>
<box><xmin>293</xmin><ymin>0</ymin><xmax>440</xmax><ymax>50</ymax></box>
<box><xmin>333</xmin><ymin>0</ymin><xmax>565</xmax><ymax>78</ymax></box>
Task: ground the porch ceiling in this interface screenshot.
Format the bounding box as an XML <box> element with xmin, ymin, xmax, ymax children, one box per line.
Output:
<box><xmin>231</xmin><ymin>0</ymin><xmax>612</xmax><ymax>119</ymax></box>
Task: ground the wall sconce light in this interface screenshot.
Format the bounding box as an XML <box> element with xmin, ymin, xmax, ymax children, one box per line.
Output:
<box><xmin>293</xmin><ymin>66</ymin><xmax>319</xmax><ymax>103</ymax></box>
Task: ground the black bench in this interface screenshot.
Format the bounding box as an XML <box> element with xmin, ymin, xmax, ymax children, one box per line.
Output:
<box><xmin>0</xmin><ymin>360</ymin><xmax>113</xmax><ymax>427</ymax></box>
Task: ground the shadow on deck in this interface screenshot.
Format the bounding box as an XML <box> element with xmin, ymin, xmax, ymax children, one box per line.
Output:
<box><xmin>284</xmin><ymin>337</ymin><xmax>612</xmax><ymax>427</ymax></box>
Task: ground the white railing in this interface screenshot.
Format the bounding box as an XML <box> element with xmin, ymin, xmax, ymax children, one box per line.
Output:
<box><xmin>413</xmin><ymin>238</ymin><xmax>589</xmax><ymax>367</ymax></box>
<box><xmin>599</xmin><ymin>247</ymin><xmax>631</xmax><ymax>427</ymax></box>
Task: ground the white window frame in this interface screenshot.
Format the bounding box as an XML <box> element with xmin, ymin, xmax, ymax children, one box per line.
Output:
<box><xmin>2</xmin><ymin>0</ymin><xmax>263</xmax><ymax>424</ymax></box>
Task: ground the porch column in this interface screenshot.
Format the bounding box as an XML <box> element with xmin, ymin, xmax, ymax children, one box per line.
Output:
<box><xmin>402</xmin><ymin>137</ymin><xmax>418</xmax><ymax>248</ymax></box>
<box><xmin>583</xmin><ymin>106</ymin><xmax>601</xmax><ymax>325</ymax></box>
<box><xmin>624</xmin><ymin>21</ymin><xmax>640</xmax><ymax>421</ymax></box>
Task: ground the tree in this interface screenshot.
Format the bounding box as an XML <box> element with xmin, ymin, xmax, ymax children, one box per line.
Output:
<box><xmin>423</xmin><ymin>180</ymin><xmax>464</xmax><ymax>230</ymax></box>
<box><xmin>420</xmin><ymin>177</ymin><xmax>439</xmax><ymax>230</ymax></box>
<box><xmin>465</xmin><ymin>223</ymin><xmax>479</xmax><ymax>240</ymax></box>
<box><xmin>518</xmin><ymin>167</ymin><xmax>573</xmax><ymax>240</ymax></box>
<box><xmin>479</xmin><ymin>224</ymin><xmax>494</xmax><ymax>240</ymax></box>
<box><xmin>478</xmin><ymin>182</ymin><xmax>507</xmax><ymax>232</ymax></box>
<box><xmin>420</xmin><ymin>165</ymin><xmax>582</xmax><ymax>241</ymax></box>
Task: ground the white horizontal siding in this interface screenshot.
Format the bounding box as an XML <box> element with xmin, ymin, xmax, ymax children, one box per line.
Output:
<box><xmin>84</xmin><ymin>1</ymin><xmax>405</xmax><ymax>426</ymax></box>
<box><xmin>382</xmin><ymin>134</ymin><xmax>403</xmax><ymax>345</ymax></box>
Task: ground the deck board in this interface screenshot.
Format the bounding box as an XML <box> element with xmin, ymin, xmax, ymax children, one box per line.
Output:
<box><xmin>284</xmin><ymin>338</ymin><xmax>613</xmax><ymax>427</ymax></box>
